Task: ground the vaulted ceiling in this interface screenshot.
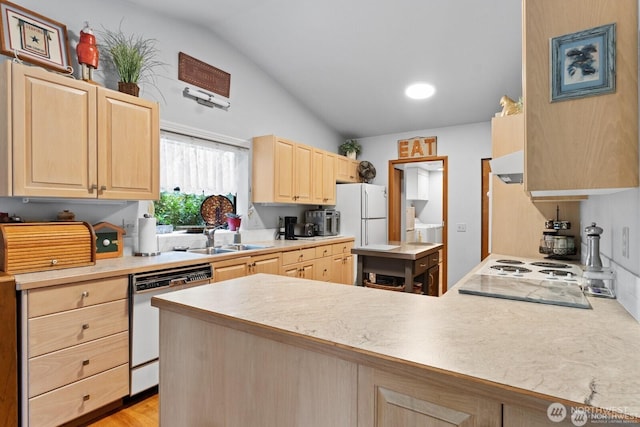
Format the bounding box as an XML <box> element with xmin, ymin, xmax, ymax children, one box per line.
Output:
<box><xmin>125</xmin><ymin>0</ymin><xmax>523</xmax><ymax>138</ymax></box>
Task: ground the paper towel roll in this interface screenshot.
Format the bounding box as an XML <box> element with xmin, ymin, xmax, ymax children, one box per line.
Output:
<box><xmin>138</xmin><ymin>217</ymin><xmax>158</xmax><ymax>255</ymax></box>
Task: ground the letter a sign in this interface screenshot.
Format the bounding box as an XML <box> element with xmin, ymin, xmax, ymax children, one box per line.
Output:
<box><xmin>397</xmin><ymin>136</ymin><xmax>437</xmax><ymax>159</ymax></box>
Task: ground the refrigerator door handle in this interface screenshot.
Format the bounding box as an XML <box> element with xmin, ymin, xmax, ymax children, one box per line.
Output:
<box><xmin>364</xmin><ymin>220</ymin><xmax>368</xmax><ymax>245</ymax></box>
<box><xmin>364</xmin><ymin>189</ymin><xmax>369</xmax><ymax>219</ymax></box>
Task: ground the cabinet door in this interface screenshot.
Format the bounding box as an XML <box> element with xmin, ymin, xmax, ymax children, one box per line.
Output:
<box><xmin>213</xmin><ymin>258</ymin><xmax>250</xmax><ymax>282</ymax></box>
<box><xmin>330</xmin><ymin>255</ymin><xmax>353</xmax><ymax>285</ymax></box>
<box><xmin>314</xmin><ymin>256</ymin><xmax>332</xmax><ymax>282</ymax></box>
<box><xmin>311</xmin><ymin>149</ymin><xmax>325</xmax><ymax>204</ymax></box>
<box><xmin>336</xmin><ymin>155</ymin><xmax>359</xmax><ymax>183</ymax></box>
<box><xmin>358</xmin><ymin>366</ymin><xmax>502</xmax><ymax>427</ymax></box>
<box><xmin>274</xmin><ymin>138</ymin><xmax>296</xmax><ymax>202</ymax></box>
<box><xmin>12</xmin><ymin>64</ymin><xmax>97</xmax><ymax>198</ymax></box>
<box><xmin>322</xmin><ymin>152</ymin><xmax>336</xmax><ymax>204</ymax></box>
<box><xmin>294</xmin><ymin>143</ymin><xmax>313</xmax><ymax>203</ymax></box>
<box><xmin>249</xmin><ymin>253</ymin><xmax>281</xmax><ymax>275</ymax></box>
<box><xmin>97</xmin><ymin>89</ymin><xmax>159</xmax><ymax>200</ymax></box>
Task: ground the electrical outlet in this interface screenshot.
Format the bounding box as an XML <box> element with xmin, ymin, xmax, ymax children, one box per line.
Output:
<box><xmin>456</xmin><ymin>223</ymin><xmax>467</xmax><ymax>232</ymax></box>
<box><xmin>622</xmin><ymin>226</ymin><xmax>629</xmax><ymax>258</ymax></box>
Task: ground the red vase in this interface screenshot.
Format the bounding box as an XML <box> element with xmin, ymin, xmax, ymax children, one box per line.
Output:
<box><xmin>227</xmin><ymin>217</ymin><xmax>241</xmax><ymax>231</ymax></box>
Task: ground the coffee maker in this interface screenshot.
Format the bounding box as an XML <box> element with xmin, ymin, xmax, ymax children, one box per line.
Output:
<box><xmin>284</xmin><ymin>216</ymin><xmax>297</xmax><ymax>240</ymax></box>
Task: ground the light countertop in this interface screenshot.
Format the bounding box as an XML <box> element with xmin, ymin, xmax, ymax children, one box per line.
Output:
<box><xmin>351</xmin><ymin>241</ymin><xmax>442</xmax><ymax>259</ymax></box>
<box><xmin>12</xmin><ymin>236</ymin><xmax>355</xmax><ymax>290</ymax></box>
<box><xmin>152</xmin><ymin>257</ymin><xmax>640</xmax><ymax>419</ymax></box>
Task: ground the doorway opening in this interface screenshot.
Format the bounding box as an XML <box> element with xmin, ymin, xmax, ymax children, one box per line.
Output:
<box><xmin>388</xmin><ymin>156</ymin><xmax>448</xmax><ymax>293</ymax></box>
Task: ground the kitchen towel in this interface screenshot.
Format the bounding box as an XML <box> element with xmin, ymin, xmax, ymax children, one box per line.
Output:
<box><xmin>138</xmin><ymin>217</ymin><xmax>158</xmax><ymax>254</ymax></box>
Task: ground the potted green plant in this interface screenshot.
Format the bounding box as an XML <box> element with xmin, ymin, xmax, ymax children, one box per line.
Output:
<box><xmin>339</xmin><ymin>139</ymin><xmax>361</xmax><ymax>159</ymax></box>
<box><xmin>99</xmin><ymin>23</ymin><xmax>165</xmax><ymax>97</ymax></box>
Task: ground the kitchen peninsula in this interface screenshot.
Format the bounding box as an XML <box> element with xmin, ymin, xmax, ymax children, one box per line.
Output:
<box><xmin>152</xmin><ymin>264</ymin><xmax>640</xmax><ymax>426</ymax></box>
<box><xmin>352</xmin><ymin>242</ymin><xmax>443</xmax><ymax>295</ymax></box>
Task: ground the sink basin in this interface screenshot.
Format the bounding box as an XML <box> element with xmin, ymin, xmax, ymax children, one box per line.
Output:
<box><xmin>187</xmin><ymin>247</ymin><xmax>237</xmax><ymax>255</ymax></box>
<box><xmin>187</xmin><ymin>244</ymin><xmax>271</xmax><ymax>255</ymax></box>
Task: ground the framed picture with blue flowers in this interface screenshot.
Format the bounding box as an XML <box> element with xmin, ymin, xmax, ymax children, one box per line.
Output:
<box><xmin>550</xmin><ymin>23</ymin><xmax>616</xmax><ymax>102</ymax></box>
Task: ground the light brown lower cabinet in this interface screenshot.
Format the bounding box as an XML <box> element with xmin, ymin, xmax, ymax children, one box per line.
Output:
<box><xmin>358</xmin><ymin>366</ymin><xmax>502</xmax><ymax>426</ymax></box>
<box><xmin>158</xmin><ymin>306</ymin><xmax>597</xmax><ymax>427</ymax></box>
<box><xmin>22</xmin><ymin>277</ymin><xmax>129</xmax><ymax>427</ymax></box>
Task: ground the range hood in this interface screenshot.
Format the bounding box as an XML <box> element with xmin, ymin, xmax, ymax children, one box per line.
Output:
<box><xmin>489</xmin><ymin>150</ymin><xmax>523</xmax><ymax>184</ymax></box>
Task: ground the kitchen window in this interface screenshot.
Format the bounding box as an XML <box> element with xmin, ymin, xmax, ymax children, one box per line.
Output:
<box><xmin>156</xmin><ymin>129</ymin><xmax>249</xmax><ymax>226</ymax></box>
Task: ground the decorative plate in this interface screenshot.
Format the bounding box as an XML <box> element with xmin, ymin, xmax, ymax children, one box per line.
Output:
<box><xmin>200</xmin><ymin>195</ymin><xmax>234</xmax><ymax>226</ymax></box>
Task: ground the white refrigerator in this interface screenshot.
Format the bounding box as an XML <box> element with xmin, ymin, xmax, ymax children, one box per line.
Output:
<box><xmin>336</xmin><ymin>183</ymin><xmax>387</xmax><ymax>246</ymax></box>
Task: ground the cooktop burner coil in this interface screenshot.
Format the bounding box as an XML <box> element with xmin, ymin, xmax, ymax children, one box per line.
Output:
<box><xmin>530</xmin><ymin>262</ymin><xmax>570</xmax><ymax>269</ymax></box>
<box><xmin>489</xmin><ymin>265</ymin><xmax>532</xmax><ymax>273</ymax></box>
<box><xmin>494</xmin><ymin>259</ymin><xmax>525</xmax><ymax>265</ymax></box>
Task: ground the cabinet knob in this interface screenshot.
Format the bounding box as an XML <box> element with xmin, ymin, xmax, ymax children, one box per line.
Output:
<box><xmin>82</xmin><ymin>323</ymin><xmax>90</xmax><ymax>330</ymax></box>
<box><xmin>89</xmin><ymin>184</ymin><xmax>98</xmax><ymax>193</ymax></box>
<box><xmin>50</xmin><ymin>259</ymin><xmax>58</xmax><ymax>265</ymax></box>
<box><xmin>82</xmin><ymin>359</ymin><xmax>90</xmax><ymax>366</ymax></box>
<box><xmin>83</xmin><ymin>394</ymin><xmax>91</xmax><ymax>401</ymax></box>
<box><xmin>81</xmin><ymin>291</ymin><xmax>89</xmax><ymax>298</ymax></box>
<box><xmin>100</xmin><ymin>185</ymin><xmax>107</xmax><ymax>192</ymax></box>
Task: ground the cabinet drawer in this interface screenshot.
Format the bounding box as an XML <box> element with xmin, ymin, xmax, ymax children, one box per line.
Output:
<box><xmin>315</xmin><ymin>244</ymin><xmax>333</xmax><ymax>258</ymax></box>
<box><xmin>414</xmin><ymin>256</ymin><xmax>431</xmax><ymax>276</ymax></box>
<box><xmin>29</xmin><ymin>364</ymin><xmax>129</xmax><ymax>427</ymax></box>
<box><xmin>28</xmin><ymin>276</ymin><xmax>128</xmax><ymax>318</ymax></box>
<box><xmin>332</xmin><ymin>241</ymin><xmax>353</xmax><ymax>255</ymax></box>
<box><xmin>282</xmin><ymin>247</ymin><xmax>316</xmax><ymax>265</ymax></box>
<box><xmin>29</xmin><ymin>331</ymin><xmax>128</xmax><ymax>398</ymax></box>
<box><xmin>29</xmin><ymin>299</ymin><xmax>128</xmax><ymax>357</ymax></box>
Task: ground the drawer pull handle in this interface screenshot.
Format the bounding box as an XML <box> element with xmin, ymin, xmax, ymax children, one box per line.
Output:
<box><xmin>82</xmin><ymin>359</ymin><xmax>90</xmax><ymax>366</ymax></box>
<box><xmin>81</xmin><ymin>291</ymin><xmax>89</xmax><ymax>298</ymax></box>
<box><xmin>419</xmin><ymin>263</ymin><xmax>427</xmax><ymax>268</ymax></box>
<box><xmin>82</xmin><ymin>323</ymin><xmax>90</xmax><ymax>330</ymax></box>
<box><xmin>83</xmin><ymin>394</ymin><xmax>91</xmax><ymax>401</ymax></box>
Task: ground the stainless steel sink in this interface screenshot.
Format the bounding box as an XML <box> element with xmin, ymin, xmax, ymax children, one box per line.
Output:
<box><xmin>187</xmin><ymin>247</ymin><xmax>237</xmax><ymax>255</ymax></box>
<box><xmin>187</xmin><ymin>244</ymin><xmax>271</xmax><ymax>255</ymax></box>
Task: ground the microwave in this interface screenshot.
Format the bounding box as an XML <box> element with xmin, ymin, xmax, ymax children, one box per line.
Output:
<box><xmin>305</xmin><ymin>209</ymin><xmax>340</xmax><ymax>236</ymax></box>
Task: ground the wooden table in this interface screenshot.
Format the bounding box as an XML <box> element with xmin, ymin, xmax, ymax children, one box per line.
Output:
<box><xmin>351</xmin><ymin>242</ymin><xmax>442</xmax><ymax>294</ymax></box>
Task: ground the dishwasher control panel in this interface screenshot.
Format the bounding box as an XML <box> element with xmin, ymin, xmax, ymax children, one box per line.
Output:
<box><xmin>131</xmin><ymin>263</ymin><xmax>213</xmax><ymax>292</ymax></box>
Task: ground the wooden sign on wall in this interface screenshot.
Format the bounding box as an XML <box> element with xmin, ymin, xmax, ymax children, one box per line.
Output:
<box><xmin>178</xmin><ymin>52</ymin><xmax>230</xmax><ymax>98</ymax></box>
<box><xmin>397</xmin><ymin>136</ymin><xmax>437</xmax><ymax>159</ymax></box>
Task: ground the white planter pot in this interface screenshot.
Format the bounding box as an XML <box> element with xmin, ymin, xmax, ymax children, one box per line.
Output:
<box><xmin>346</xmin><ymin>151</ymin><xmax>357</xmax><ymax>160</ymax></box>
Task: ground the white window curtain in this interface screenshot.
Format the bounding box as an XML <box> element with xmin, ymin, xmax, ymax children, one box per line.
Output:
<box><xmin>159</xmin><ymin>130</ymin><xmax>248</xmax><ymax>196</ymax></box>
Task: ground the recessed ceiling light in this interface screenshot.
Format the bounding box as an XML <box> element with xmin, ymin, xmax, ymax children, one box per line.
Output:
<box><xmin>405</xmin><ymin>83</ymin><xmax>435</xmax><ymax>100</ymax></box>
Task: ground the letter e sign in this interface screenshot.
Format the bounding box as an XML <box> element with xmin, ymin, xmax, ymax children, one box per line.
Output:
<box><xmin>397</xmin><ymin>136</ymin><xmax>437</xmax><ymax>159</ymax></box>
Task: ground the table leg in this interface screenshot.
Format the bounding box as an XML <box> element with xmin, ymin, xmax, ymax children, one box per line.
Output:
<box><xmin>404</xmin><ymin>261</ymin><xmax>413</xmax><ymax>292</ymax></box>
<box><xmin>356</xmin><ymin>256</ymin><xmax>364</xmax><ymax>286</ymax></box>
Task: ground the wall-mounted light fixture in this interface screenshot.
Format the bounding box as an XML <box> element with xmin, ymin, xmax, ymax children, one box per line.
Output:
<box><xmin>183</xmin><ymin>87</ymin><xmax>230</xmax><ymax>110</ymax></box>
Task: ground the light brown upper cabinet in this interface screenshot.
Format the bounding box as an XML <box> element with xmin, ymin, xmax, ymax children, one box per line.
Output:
<box><xmin>253</xmin><ymin>134</ymin><xmax>339</xmax><ymax>205</ymax></box>
<box><xmin>312</xmin><ymin>148</ymin><xmax>336</xmax><ymax>205</ymax></box>
<box><xmin>335</xmin><ymin>155</ymin><xmax>360</xmax><ymax>183</ymax></box>
<box><xmin>0</xmin><ymin>61</ymin><xmax>160</xmax><ymax>200</ymax></box>
<box><xmin>0</xmin><ymin>61</ymin><xmax>159</xmax><ymax>200</ymax></box>
<box><xmin>522</xmin><ymin>0</ymin><xmax>638</xmax><ymax>198</ymax></box>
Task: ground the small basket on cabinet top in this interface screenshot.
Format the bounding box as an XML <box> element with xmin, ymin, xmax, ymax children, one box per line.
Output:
<box><xmin>0</xmin><ymin>222</ymin><xmax>96</xmax><ymax>274</ymax></box>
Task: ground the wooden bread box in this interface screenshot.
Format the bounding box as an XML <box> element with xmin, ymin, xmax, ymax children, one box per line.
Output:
<box><xmin>0</xmin><ymin>222</ymin><xmax>96</xmax><ymax>273</ymax></box>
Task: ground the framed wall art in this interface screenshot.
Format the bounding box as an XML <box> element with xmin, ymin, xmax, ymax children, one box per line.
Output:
<box><xmin>550</xmin><ymin>23</ymin><xmax>616</xmax><ymax>102</ymax></box>
<box><xmin>0</xmin><ymin>0</ymin><xmax>71</xmax><ymax>73</ymax></box>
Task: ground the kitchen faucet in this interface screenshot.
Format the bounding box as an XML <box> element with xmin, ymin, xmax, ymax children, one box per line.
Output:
<box><xmin>204</xmin><ymin>225</ymin><xmax>226</xmax><ymax>247</ymax></box>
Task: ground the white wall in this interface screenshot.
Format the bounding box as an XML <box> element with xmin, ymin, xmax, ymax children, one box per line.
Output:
<box><xmin>1</xmin><ymin>0</ymin><xmax>340</xmax><ymax>238</ymax></box>
<box><xmin>358</xmin><ymin>121</ymin><xmax>492</xmax><ymax>287</ymax></box>
<box><xmin>581</xmin><ymin>190</ymin><xmax>640</xmax><ymax>320</ymax></box>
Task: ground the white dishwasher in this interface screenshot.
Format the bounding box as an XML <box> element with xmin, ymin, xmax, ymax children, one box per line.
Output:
<box><xmin>129</xmin><ymin>263</ymin><xmax>212</xmax><ymax>395</ymax></box>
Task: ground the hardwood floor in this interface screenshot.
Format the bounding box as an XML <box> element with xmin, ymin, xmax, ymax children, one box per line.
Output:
<box><xmin>85</xmin><ymin>392</ymin><xmax>158</xmax><ymax>427</ymax></box>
